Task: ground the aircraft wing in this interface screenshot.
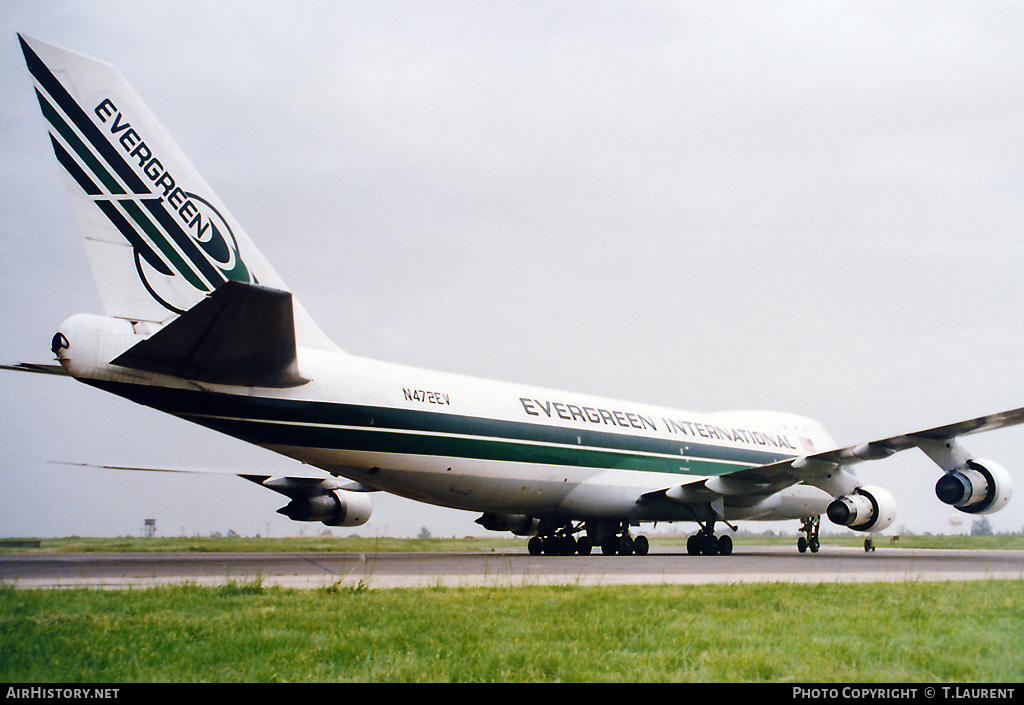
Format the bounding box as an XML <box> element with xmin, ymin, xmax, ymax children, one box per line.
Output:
<box><xmin>745</xmin><ymin>404</ymin><xmax>1024</xmax><ymax>479</ymax></box>
<box><xmin>51</xmin><ymin>461</ymin><xmax>377</xmax><ymax>495</ymax></box>
<box><xmin>54</xmin><ymin>461</ymin><xmax>376</xmax><ymax>527</ymax></box>
<box><xmin>645</xmin><ymin>404</ymin><xmax>1024</xmax><ymax>504</ymax></box>
<box><xmin>52</xmin><ymin>459</ymin><xmax>380</xmax><ymax>493</ymax></box>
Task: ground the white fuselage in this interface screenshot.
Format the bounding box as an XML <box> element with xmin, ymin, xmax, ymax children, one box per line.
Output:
<box><xmin>59</xmin><ymin>312</ymin><xmax>838</xmax><ymax>525</ymax></box>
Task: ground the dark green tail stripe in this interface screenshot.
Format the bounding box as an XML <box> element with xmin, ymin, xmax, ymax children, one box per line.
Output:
<box><xmin>40</xmin><ymin>96</ymin><xmax>207</xmax><ymax>286</ymax></box>
<box><xmin>119</xmin><ymin>200</ymin><xmax>209</xmax><ymax>290</ymax></box>
<box><xmin>36</xmin><ymin>90</ymin><xmax>125</xmax><ymax>195</ymax></box>
<box><xmin>24</xmin><ymin>39</ymin><xmax>227</xmax><ymax>293</ymax></box>
<box><xmin>48</xmin><ymin>134</ymin><xmax>100</xmax><ymax>196</ymax></box>
<box><xmin>142</xmin><ymin>199</ymin><xmax>226</xmax><ymax>288</ymax></box>
<box><xmin>21</xmin><ymin>36</ymin><xmax>148</xmax><ymax>194</ymax></box>
<box><xmin>48</xmin><ymin>134</ymin><xmax>174</xmax><ymax>276</ymax></box>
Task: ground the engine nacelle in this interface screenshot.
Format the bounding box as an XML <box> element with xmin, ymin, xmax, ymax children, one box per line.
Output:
<box><xmin>278</xmin><ymin>490</ymin><xmax>372</xmax><ymax>527</ymax></box>
<box><xmin>826</xmin><ymin>485</ymin><xmax>897</xmax><ymax>532</ymax></box>
<box><xmin>475</xmin><ymin>512</ymin><xmax>541</xmax><ymax>536</ymax></box>
<box><xmin>935</xmin><ymin>459</ymin><xmax>1013</xmax><ymax>515</ymax></box>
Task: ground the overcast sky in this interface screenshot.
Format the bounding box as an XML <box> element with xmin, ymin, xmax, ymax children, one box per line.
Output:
<box><xmin>2</xmin><ymin>1</ymin><xmax>1023</xmax><ymax>539</ymax></box>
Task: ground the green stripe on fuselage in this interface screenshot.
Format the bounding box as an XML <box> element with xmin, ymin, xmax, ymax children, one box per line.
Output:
<box><xmin>187</xmin><ymin>417</ymin><xmax>749</xmax><ymax>475</ymax></box>
<box><xmin>87</xmin><ymin>380</ymin><xmax>793</xmax><ymax>476</ymax></box>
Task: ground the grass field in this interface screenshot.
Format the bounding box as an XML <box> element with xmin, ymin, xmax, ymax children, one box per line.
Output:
<box><xmin>1</xmin><ymin>579</ymin><xmax>1022</xmax><ymax>682</ymax></box>
<box><xmin>1</xmin><ymin>536</ymin><xmax>1023</xmax><ymax>682</ymax></box>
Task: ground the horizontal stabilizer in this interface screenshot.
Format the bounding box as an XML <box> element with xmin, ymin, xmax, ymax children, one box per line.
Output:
<box><xmin>0</xmin><ymin>362</ymin><xmax>68</xmax><ymax>376</ymax></box>
<box><xmin>113</xmin><ymin>280</ymin><xmax>309</xmax><ymax>388</ymax></box>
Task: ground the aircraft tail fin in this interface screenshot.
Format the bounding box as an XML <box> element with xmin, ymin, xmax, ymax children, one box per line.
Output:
<box><xmin>18</xmin><ymin>35</ymin><xmax>337</xmax><ymax>352</ymax></box>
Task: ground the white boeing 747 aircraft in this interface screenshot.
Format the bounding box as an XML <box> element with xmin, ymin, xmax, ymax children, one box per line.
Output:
<box><xmin>6</xmin><ymin>35</ymin><xmax>1020</xmax><ymax>556</ymax></box>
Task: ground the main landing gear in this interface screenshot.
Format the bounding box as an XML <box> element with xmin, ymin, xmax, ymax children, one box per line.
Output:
<box><xmin>600</xmin><ymin>532</ymin><xmax>649</xmax><ymax>557</ymax></box>
<box><xmin>528</xmin><ymin>531</ymin><xmax>588</xmax><ymax>557</ymax></box>
<box><xmin>527</xmin><ymin>521</ymin><xmax>650</xmax><ymax>557</ymax></box>
<box><xmin>797</xmin><ymin>516</ymin><xmax>821</xmax><ymax>554</ymax></box>
<box><xmin>685</xmin><ymin>520</ymin><xmax>733</xmax><ymax>556</ymax></box>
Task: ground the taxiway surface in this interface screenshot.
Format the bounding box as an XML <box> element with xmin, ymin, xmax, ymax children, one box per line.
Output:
<box><xmin>2</xmin><ymin>546</ymin><xmax>1022</xmax><ymax>589</ymax></box>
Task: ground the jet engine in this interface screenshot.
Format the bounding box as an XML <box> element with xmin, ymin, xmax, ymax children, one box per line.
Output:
<box><xmin>826</xmin><ymin>485</ymin><xmax>897</xmax><ymax>532</ymax></box>
<box><xmin>935</xmin><ymin>459</ymin><xmax>1013</xmax><ymax>515</ymax></box>
<box><xmin>278</xmin><ymin>489</ymin><xmax>372</xmax><ymax>527</ymax></box>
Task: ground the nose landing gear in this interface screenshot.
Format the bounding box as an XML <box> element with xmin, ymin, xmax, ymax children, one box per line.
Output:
<box><xmin>797</xmin><ymin>516</ymin><xmax>821</xmax><ymax>553</ymax></box>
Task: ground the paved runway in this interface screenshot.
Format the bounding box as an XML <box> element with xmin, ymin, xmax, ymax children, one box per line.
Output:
<box><xmin>2</xmin><ymin>546</ymin><xmax>1023</xmax><ymax>589</ymax></box>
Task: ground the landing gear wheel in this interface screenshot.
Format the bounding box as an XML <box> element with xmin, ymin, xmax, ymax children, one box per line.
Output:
<box><xmin>632</xmin><ymin>535</ymin><xmax>650</xmax><ymax>556</ymax></box>
<box><xmin>701</xmin><ymin>534</ymin><xmax>719</xmax><ymax>556</ymax></box>
<box><xmin>618</xmin><ymin>534</ymin><xmax>634</xmax><ymax>556</ymax></box>
<box><xmin>598</xmin><ymin>532</ymin><xmax>642</xmax><ymax>556</ymax></box>
<box><xmin>718</xmin><ymin>534</ymin><xmax>733</xmax><ymax>556</ymax></box>
<box><xmin>798</xmin><ymin>516</ymin><xmax>822</xmax><ymax>555</ymax></box>
<box><xmin>864</xmin><ymin>537</ymin><xmax>875</xmax><ymax>552</ymax></box>
<box><xmin>530</xmin><ymin>522</ymin><xmax>590</xmax><ymax>556</ymax></box>
<box><xmin>686</xmin><ymin>520</ymin><xmax>733</xmax><ymax>557</ymax></box>
<box><xmin>686</xmin><ymin>534</ymin><xmax>700</xmax><ymax>555</ymax></box>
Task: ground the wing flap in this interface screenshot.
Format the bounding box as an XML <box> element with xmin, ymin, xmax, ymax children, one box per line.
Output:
<box><xmin>112</xmin><ymin>280</ymin><xmax>309</xmax><ymax>388</ymax></box>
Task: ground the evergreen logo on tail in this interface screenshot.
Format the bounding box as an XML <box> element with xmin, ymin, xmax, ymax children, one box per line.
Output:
<box><xmin>20</xmin><ymin>35</ymin><xmax>254</xmax><ymax>315</ymax></box>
